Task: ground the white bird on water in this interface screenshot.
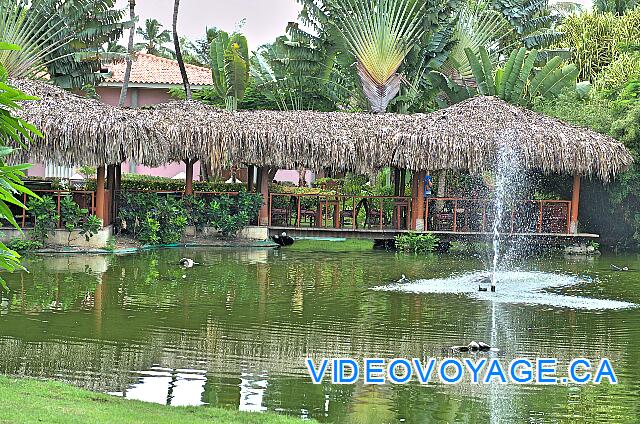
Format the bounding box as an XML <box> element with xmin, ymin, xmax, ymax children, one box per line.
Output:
<box><xmin>179</xmin><ymin>258</ymin><xmax>199</xmax><ymax>268</ymax></box>
<box><xmin>398</xmin><ymin>274</ymin><xmax>410</xmax><ymax>284</ymax></box>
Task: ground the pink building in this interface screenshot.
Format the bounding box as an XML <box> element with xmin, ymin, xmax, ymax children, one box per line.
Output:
<box><xmin>28</xmin><ymin>53</ymin><xmax>309</xmax><ymax>185</ymax></box>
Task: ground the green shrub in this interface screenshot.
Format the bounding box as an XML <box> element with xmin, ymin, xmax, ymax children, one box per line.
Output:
<box><xmin>183</xmin><ymin>195</ymin><xmax>208</xmax><ymax>231</ymax></box>
<box><xmin>104</xmin><ymin>236</ymin><xmax>117</xmax><ymax>251</ymax></box>
<box><xmin>209</xmin><ymin>193</ymin><xmax>262</xmax><ymax>237</ymax></box>
<box><xmin>82</xmin><ymin>174</ymin><xmax>246</xmax><ymax>193</ymax></box>
<box><xmin>6</xmin><ymin>238</ymin><xmax>43</xmax><ymax>252</ymax></box>
<box><xmin>27</xmin><ymin>195</ymin><xmax>101</xmax><ymax>246</ymax></box>
<box><xmin>118</xmin><ymin>193</ymin><xmax>188</xmax><ymax>245</ymax></box>
<box><xmin>60</xmin><ymin>196</ymin><xmax>100</xmax><ymax>243</ymax></box>
<box><xmin>394</xmin><ymin>233</ymin><xmax>439</xmax><ymax>254</ymax></box>
<box><xmin>27</xmin><ymin>196</ymin><xmax>59</xmax><ymax>244</ymax></box>
<box><xmin>139</xmin><ymin>215</ymin><xmax>161</xmax><ymax>245</ymax></box>
<box><xmin>118</xmin><ymin>191</ymin><xmax>262</xmax><ymax>244</ymax></box>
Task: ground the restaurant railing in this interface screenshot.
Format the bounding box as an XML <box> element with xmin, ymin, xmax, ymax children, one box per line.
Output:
<box><xmin>9</xmin><ymin>190</ymin><xmax>572</xmax><ymax>234</ymax></box>
<box><xmin>423</xmin><ymin>197</ymin><xmax>571</xmax><ymax>234</ymax></box>
<box><xmin>268</xmin><ymin>193</ymin><xmax>413</xmax><ymax>230</ymax></box>
<box><xmin>10</xmin><ymin>189</ymin><xmax>245</xmax><ymax>229</ymax></box>
<box><xmin>268</xmin><ymin>193</ymin><xmax>572</xmax><ymax>234</ymax></box>
<box><xmin>13</xmin><ymin>189</ymin><xmax>98</xmax><ymax>229</ymax></box>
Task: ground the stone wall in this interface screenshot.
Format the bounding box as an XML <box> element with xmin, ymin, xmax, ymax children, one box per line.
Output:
<box><xmin>0</xmin><ymin>225</ymin><xmax>113</xmax><ymax>249</ymax></box>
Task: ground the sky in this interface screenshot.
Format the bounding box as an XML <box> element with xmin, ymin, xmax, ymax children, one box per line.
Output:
<box><xmin>115</xmin><ymin>0</ymin><xmax>594</xmax><ymax>50</ymax></box>
<box><xmin>115</xmin><ymin>0</ymin><xmax>302</xmax><ymax>49</ymax></box>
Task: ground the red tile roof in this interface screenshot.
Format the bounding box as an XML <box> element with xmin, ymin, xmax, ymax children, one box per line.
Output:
<box><xmin>104</xmin><ymin>52</ymin><xmax>212</xmax><ymax>86</ymax></box>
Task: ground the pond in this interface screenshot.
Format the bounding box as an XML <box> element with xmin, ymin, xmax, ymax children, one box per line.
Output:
<box><xmin>1</xmin><ymin>247</ymin><xmax>639</xmax><ymax>423</ymax></box>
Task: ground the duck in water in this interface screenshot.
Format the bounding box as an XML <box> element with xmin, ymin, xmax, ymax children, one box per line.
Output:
<box><xmin>179</xmin><ymin>258</ymin><xmax>199</xmax><ymax>268</ymax></box>
<box><xmin>272</xmin><ymin>232</ymin><xmax>294</xmax><ymax>246</ymax></box>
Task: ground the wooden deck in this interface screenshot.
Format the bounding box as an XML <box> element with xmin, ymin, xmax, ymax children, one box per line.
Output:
<box><xmin>268</xmin><ymin>226</ymin><xmax>599</xmax><ymax>244</ymax></box>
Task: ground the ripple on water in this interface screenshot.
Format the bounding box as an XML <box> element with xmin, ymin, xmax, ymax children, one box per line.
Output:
<box><xmin>372</xmin><ymin>271</ymin><xmax>637</xmax><ymax>310</ymax></box>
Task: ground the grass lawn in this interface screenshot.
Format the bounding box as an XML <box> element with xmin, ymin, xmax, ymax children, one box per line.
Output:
<box><xmin>0</xmin><ymin>376</ymin><xmax>312</xmax><ymax>424</ymax></box>
<box><xmin>288</xmin><ymin>238</ymin><xmax>375</xmax><ymax>252</ymax></box>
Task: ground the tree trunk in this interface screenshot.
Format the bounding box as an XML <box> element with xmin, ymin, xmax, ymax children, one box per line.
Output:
<box><xmin>118</xmin><ymin>0</ymin><xmax>136</xmax><ymax>107</ymax></box>
<box><xmin>173</xmin><ymin>0</ymin><xmax>192</xmax><ymax>100</ymax></box>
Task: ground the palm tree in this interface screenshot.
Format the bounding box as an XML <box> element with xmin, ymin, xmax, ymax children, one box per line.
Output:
<box><xmin>195</xmin><ymin>27</ymin><xmax>221</xmax><ymax>66</ymax></box>
<box><xmin>172</xmin><ymin>0</ymin><xmax>191</xmax><ymax>100</ymax></box>
<box><xmin>135</xmin><ymin>18</ymin><xmax>174</xmax><ymax>58</ymax></box>
<box><xmin>331</xmin><ymin>0</ymin><xmax>426</xmax><ymax>112</ymax></box>
<box><xmin>103</xmin><ymin>42</ymin><xmax>127</xmax><ymax>54</ymax></box>
<box><xmin>119</xmin><ymin>0</ymin><xmax>136</xmax><ymax>107</ymax></box>
<box><xmin>0</xmin><ymin>0</ymin><xmax>130</xmax><ymax>88</ymax></box>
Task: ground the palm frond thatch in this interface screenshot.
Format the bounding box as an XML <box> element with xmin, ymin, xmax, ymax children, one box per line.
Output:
<box><xmin>391</xmin><ymin>96</ymin><xmax>632</xmax><ymax>181</ymax></box>
<box><xmin>9</xmin><ymin>79</ymin><xmax>633</xmax><ymax>182</ymax></box>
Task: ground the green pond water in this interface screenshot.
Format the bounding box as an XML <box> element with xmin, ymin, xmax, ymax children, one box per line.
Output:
<box><xmin>1</xmin><ymin>247</ymin><xmax>639</xmax><ymax>423</ymax></box>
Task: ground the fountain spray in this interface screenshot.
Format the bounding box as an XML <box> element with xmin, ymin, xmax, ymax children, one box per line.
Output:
<box><xmin>489</xmin><ymin>140</ymin><xmax>522</xmax><ymax>292</ymax></box>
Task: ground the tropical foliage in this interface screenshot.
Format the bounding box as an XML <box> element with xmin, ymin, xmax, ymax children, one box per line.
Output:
<box><xmin>251</xmin><ymin>36</ymin><xmax>342</xmax><ymax>111</ymax></box>
<box><xmin>430</xmin><ymin>46</ymin><xmax>581</xmax><ymax>107</ymax></box>
<box><xmin>331</xmin><ymin>0</ymin><xmax>427</xmax><ymax>112</ymax></box>
<box><xmin>536</xmin><ymin>74</ymin><xmax>640</xmax><ymax>247</ymax></box>
<box><xmin>493</xmin><ymin>0</ymin><xmax>563</xmax><ymax>50</ymax></box>
<box><xmin>0</xmin><ymin>0</ymin><xmax>130</xmax><ymax>88</ymax></box>
<box><xmin>118</xmin><ymin>191</ymin><xmax>262</xmax><ymax>243</ymax></box>
<box><xmin>431</xmin><ymin>2</ymin><xmax>513</xmax><ymax>83</ymax></box>
<box><xmin>395</xmin><ymin>232</ymin><xmax>439</xmax><ymax>253</ymax></box>
<box><xmin>594</xmin><ymin>0</ymin><xmax>639</xmax><ymax>15</ymax></box>
<box><xmin>558</xmin><ymin>9</ymin><xmax>640</xmax><ymax>83</ymax></box>
<box><xmin>135</xmin><ymin>18</ymin><xmax>174</xmax><ymax>58</ymax></box>
<box><xmin>209</xmin><ymin>31</ymin><xmax>250</xmax><ymax>111</ymax></box>
<box><xmin>0</xmin><ymin>45</ymin><xmax>41</xmax><ymax>286</ymax></box>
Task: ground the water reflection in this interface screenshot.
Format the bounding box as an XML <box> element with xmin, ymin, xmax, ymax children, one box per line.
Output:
<box><xmin>0</xmin><ymin>249</ymin><xmax>637</xmax><ymax>422</ymax></box>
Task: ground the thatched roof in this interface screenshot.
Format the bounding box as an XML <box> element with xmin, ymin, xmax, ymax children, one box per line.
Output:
<box><xmin>391</xmin><ymin>96</ymin><xmax>633</xmax><ymax>181</ymax></box>
<box><xmin>10</xmin><ymin>79</ymin><xmax>157</xmax><ymax>166</ymax></box>
<box><xmin>9</xmin><ymin>79</ymin><xmax>633</xmax><ymax>181</ymax></box>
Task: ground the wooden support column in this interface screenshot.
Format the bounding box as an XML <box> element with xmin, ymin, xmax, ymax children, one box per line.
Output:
<box><xmin>257</xmin><ymin>166</ymin><xmax>270</xmax><ymax>226</ymax></box>
<box><xmin>115</xmin><ymin>163</ymin><xmax>122</xmax><ymax>191</ymax></box>
<box><xmin>570</xmin><ymin>174</ymin><xmax>581</xmax><ymax>234</ymax></box>
<box><xmin>106</xmin><ymin>164</ymin><xmax>116</xmax><ymax>189</ymax></box>
<box><xmin>184</xmin><ymin>159</ymin><xmax>194</xmax><ymax>195</ymax></box>
<box><xmin>96</xmin><ymin>165</ymin><xmax>106</xmax><ymax>226</ymax></box>
<box><xmin>393</xmin><ymin>168</ymin><xmax>401</xmax><ymax>196</ymax></box>
<box><xmin>399</xmin><ymin>169</ymin><xmax>406</xmax><ymax>196</ymax></box>
<box><xmin>114</xmin><ymin>163</ymin><xmax>122</xmax><ymax>225</ymax></box>
<box><xmin>410</xmin><ymin>171</ymin><xmax>419</xmax><ymax>230</ymax></box>
<box><xmin>415</xmin><ymin>171</ymin><xmax>426</xmax><ymax>231</ymax></box>
<box><xmin>247</xmin><ymin>165</ymin><xmax>255</xmax><ymax>192</ymax></box>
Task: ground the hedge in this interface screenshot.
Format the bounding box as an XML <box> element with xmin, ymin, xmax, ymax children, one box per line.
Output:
<box><xmin>24</xmin><ymin>175</ymin><xmax>246</xmax><ymax>193</ymax></box>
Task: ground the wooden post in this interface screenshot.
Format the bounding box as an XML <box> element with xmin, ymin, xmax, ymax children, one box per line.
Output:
<box><xmin>106</xmin><ymin>164</ymin><xmax>116</xmax><ymax>189</ymax></box>
<box><xmin>114</xmin><ymin>163</ymin><xmax>122</xmax><ymax>224</ymax></box>
<box><xmin>258</xmin><ymin>166</ymin><xmax>270</xmax><ymax>226</ymax></box>
<box><xmin>247</xmin><ymin>165</ymin><xmax>255</xmax><ymax>192</ymax></box>
<box><xmin>393</xmin><ymin>168</ymin><xmax>401</xmax><ymax>196</ymax></box>
<box><xmin>415</xmin><ymin>171</ymin><xmax>426</xmax><ymax>231</ymax></box>
<box><xmin>184</xmin><ymin>159</ymin><xmax>194</xmax><ymax>195</ymax></box>
<box><xmin>96</xmin><ymin>165</ymin><xmax>106</xmax><ymax>226</ymax></box>
<box><xmin>399</xmin><ymin>169</ymin><xmax>406</xmax><ymax>196</ymax></box>
<box><xmin>410</xmin><ymin>171</ymin><xmax>419</xmax><ymax>230</ymax></box>
<box><xmin>570</xmin><ymin>175</ymin><xmax>581</xmax><ymax>234</ymax></box>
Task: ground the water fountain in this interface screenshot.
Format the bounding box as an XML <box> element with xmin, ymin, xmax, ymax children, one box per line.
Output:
<box><xmin>375</xmin><ymin>140</ymin><xmax>636</xmax><ymax>311</ymax></box>
<box><xmin>487</xmin><ymin>139</ymin><xmax>529</xmax><ymax>292</ymax></box>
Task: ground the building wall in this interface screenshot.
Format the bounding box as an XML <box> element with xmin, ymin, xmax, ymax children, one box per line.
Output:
<box><xmin>96</xmin><ymin>86</ymin><xmax>173</xmax><ymax>107</ymax></box>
